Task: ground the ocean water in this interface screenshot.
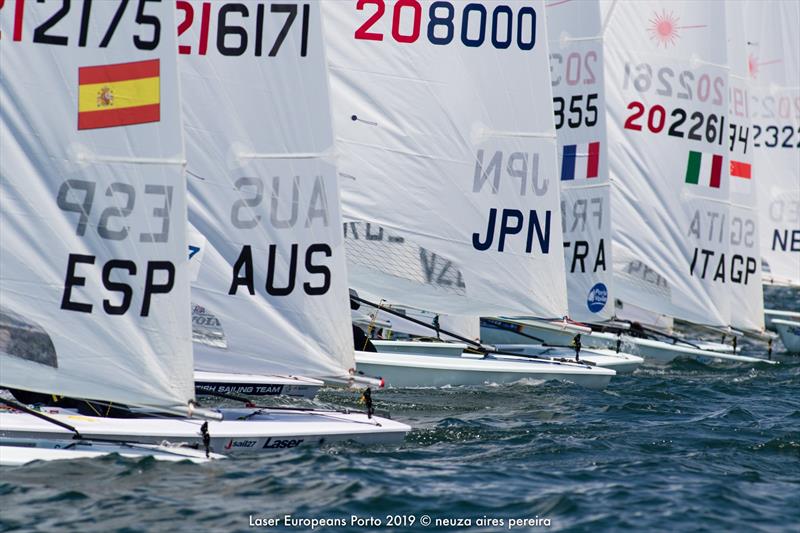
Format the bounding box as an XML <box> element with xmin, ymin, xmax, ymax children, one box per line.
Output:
<box><xmin>1</xmin><ymin>289</ymin><xmax>798</xmax><ymax>532</ymax></box>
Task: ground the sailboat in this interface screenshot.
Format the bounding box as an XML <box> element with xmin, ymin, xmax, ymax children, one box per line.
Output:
<box><xmin>479</xmin><ymin>0</ymin><xmax>643</xmax><ymax>374</ymax></box>
<box><xmin>322</xmin><ymin>0</ymin><xmax>616</xmax><ymax>389</ymax></box>
<box><xmin>602</xmin><ymin>0</ymin><xmax>776</xmax><ymax>364</ymax></box>
<box><xmin>745</xmin><ymin>0</ymin><xmax>800</xmax><ymax>354</ymax></box>
<box><xmin>719</xmin><ymin>0</ymin><xmax>772</xmax><ymax>349</ymax></box>
<box><xmin>179</xmin><ymin>0</ymin><xmax>387</xmax><ymax>396</ymax></box>
<box><xmin>493</xmin><ymin>0</ymin><xmax>776</xmax><ymax>365</ymax></box>
<box><xmin>1</xmin><ymin>0</ymin><xmax>221</xmax><ymax>463</ymax></box>
<box><xmin>1</xmin><ymin>0</ymin><xmax>410</xmax><ymax>459</ymax></box>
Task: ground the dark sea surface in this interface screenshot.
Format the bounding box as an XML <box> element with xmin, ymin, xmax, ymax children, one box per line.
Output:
<box><xmin>1</xmin><ymin>288</ymin><xmax>799</xmax><ymax>532</ymax></box>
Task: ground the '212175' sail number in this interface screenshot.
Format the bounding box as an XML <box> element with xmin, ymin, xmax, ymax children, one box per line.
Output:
<box><xmin>354</xmin><ymin>0</ymin><xmax>537</xmax><ymax>50</ymax></box>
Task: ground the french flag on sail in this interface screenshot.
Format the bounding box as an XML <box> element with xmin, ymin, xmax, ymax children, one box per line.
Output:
<box><xmin>561</xmin><ymin>142</ymin><xmax>600</xmax><ymax>181</ymax></box>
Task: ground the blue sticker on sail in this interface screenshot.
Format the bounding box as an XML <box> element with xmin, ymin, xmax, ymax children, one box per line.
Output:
<box><xmin>587</xmin><ymin>283</ymin><xmax>608</xmax><ymax>313</ymax></box>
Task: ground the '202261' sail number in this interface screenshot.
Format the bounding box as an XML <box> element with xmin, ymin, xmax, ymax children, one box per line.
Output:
<box><xmin>354</xmin><ymin>0</ymin><xmax>537</xmax><ymax>50</ymax></box>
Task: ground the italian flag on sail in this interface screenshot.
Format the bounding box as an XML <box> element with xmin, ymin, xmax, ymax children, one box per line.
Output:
<box><xmin>684</xmin><ymin>151</ymin><xmax>723</xmax><ymax>189</ymax></box>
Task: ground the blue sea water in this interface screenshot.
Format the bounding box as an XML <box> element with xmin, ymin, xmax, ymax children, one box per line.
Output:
<box><xmin>0</xmin><ymin>288</ymin><xmax>798</xmax><ymax>532</ymax></box>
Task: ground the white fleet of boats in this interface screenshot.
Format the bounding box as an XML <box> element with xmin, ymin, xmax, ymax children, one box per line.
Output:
<box><xmin>1</xmin><ymin>0</ymin><xmax>797</xmax><ymax>466</ymax></box>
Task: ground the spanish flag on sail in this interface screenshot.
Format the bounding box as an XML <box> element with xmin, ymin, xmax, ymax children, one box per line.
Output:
<box><xmin>78</xmin><ymin>59</ymin><xmax>160</xmax><ymax>130</ymax></box>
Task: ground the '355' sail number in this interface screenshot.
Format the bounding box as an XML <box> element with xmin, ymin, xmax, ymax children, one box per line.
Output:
<box><xmin>354</xmin><ymin>0</ymin><xmax>537</xmax><ymax>50</ymax></box>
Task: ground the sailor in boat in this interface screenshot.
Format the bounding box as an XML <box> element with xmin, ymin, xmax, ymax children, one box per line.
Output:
<box><xmin>5</xmin><ymin>388</ymin><xmax>136</xmax><ymax>418</ymax></box>
<box><xmin>350</xmin><ymin>289</ymin><xmax>377</xmax><ymax>353</ymax></box>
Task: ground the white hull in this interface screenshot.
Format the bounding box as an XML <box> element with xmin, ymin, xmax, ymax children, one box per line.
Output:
<box><xmin>372</xmin><ymin>339</ymin><xmax>642</xmax><ymax>374</ymax></box>
<box><xmin>0</xmin><ymin>439</ymin><xmax>220</xmax><ymax>466</ymax></box>
<box><xmin>481</xmin><ymin>320</ymin><xmax>776</xmax><ymax>365</ymax></box>
<box><xmin>765</xmin><ymin>309</ymin><xmax>800</xmax><ymax>332</ymax></box>
<box><xmin>771</xmin><ymin>319</ymin><xmax>800</xmax><ymax>354</ymax></box>
<box><xmin>372</xmin><ymin>340</ymin><xmax>468</xmax><ymax>357</ymax></box>
<box><xmin>0</xmin><ymin>408</ymin><xmax>410</xmax><ymax>454</ymax></box>
<box><xmin>357</xmin><ymin>347</ymin><xmax>615</xmax><ymax>390</ymax></box>
<box><xmin>693</xmin><ymin>341</ymin><xmax>734</xmax><ymax>353</ymax></box>
<box><xmin>194</xmin><ymin>370</ymin><xmax>322</xmax><ymax>399</ymax></box>
<box><xmin>492</xmin><ymin>344</ymin><xmax>644</xmax><ymax>374</ymax></box>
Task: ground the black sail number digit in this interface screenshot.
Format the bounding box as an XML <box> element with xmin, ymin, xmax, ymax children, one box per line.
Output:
<box><xmin>133</xmin><ymin>0</ymin><xmax>160</xmax><ymax>50</ymax></box>
<box><xmin>33</xmin><ymin>0</ymin><xmax>70</xmax><ymax>46</ymax></box>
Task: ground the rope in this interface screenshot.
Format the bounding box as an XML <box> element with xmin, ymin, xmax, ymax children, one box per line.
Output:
<box><xmin>83</xmin><ymin>400</ymin><xmax>102</xmax><ymax>417</ymax></box>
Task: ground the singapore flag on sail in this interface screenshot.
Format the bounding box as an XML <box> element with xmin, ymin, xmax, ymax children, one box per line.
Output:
<box><xmin>730</xmin><ymin>159</ymin><xmax>753</xmax><ymax>194</ymax></box>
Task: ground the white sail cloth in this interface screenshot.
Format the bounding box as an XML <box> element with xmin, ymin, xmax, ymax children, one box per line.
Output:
<box><xmin>546</xmin><ymin>0</ymin><xmax>613</xmax><ymax>322</ymax></box>
<box><xmin>746</xmin><ymin>1</ymin><xmax>800</xmax><ymax>288</ymax></box>
<box><xmin>726</xmin><ymin>2</ymin><xmax>765</xmax><ymax>332</ymax></box>
<box><xmin>179</xmin><ymin>1</ymin><xmax>355</xmax><ymax>380</ymax></box>
<box><xmin>323</xmin><ymin>0</ymin><xmax>568</xmax><ymax>319</ymax></box>
<box><xmin>0</xmin><ymin>1</ymin><xmax>195</xmax><ymax>414</ymax></box>
<box><xmin>602</xmin><ymin>0</ymin><xmax>732</xmax><ymax>326</ymax></box>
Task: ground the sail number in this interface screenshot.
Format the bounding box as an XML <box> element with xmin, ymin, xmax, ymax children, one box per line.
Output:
<box><xmin>752</xmin><ymin>124</ymin><xmax>800</xmax><ymax>149</ymax></box>
<box><xmin>623</xmin><ymin>102</ymin><xmax>731</xmax><ymax>148</ymax></box>
<box><xmin>622</xmin><ymin>62</ymin><xmax>725</xmax><ymax>108</ymax></box>
<box><xmin>553</xmin><ymin>94</ymin><xmax>598</xmax><ymax>130</ymax></box>
<box><xmin>354</xmin><ymin>0</ymin><xmax>537</xmax><ymax>50</ymax></box>
<box><xmin>1</xmin><ymin>0</ymin><xmax>310</xmax><ymax>57</ymax></box>
<box><xmin>1</xmin><ymin>0</ymin><xmax>162</xmax><ymax>50</ymax></box>
<box><xmin>176</xmin><ymin>1</ymin><xmax>309</xmax><ymax>57</ymax></box>
<box><xmin>550</xmin><ymin>51</ymin><xmax>598</xmax><ymax>87</ymax></box>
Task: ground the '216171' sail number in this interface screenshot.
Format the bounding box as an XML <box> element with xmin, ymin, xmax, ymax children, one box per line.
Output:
<box><xmin>354</xmin><ymin>0</ymin><xmax>537</xmax><ymax>50</ymax></box>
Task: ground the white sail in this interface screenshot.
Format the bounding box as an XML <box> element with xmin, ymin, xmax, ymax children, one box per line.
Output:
<box><xmin>726</xmin><ymin>2</ymin><xmax>765</xmax><ymax>332</ymax></box>
<box><xmin>603</xmin><ymin>1</ymin><xmax>731</xmax><ymax>326</ymax></box>
<box><xmin>745</xmin><ymin>1</ymin><xmax>800</xmax><ymax>288</ymax></box>
<box><xmin>323</xmin><ymin>0</ymin><xmax>568</xmax><ymax>319</ymax></box>
<box><xmin>546</xmin><ymin>0</ymin><xmax>613</xmax><ymax>322</ymax></box>
<box><xmin>0</xmin><ymin>0</ymin><xmax>195</xmax><ymax>414</ymax></box>
<box><xmin>178</xmin><ymin>1</ymin><xmax>355</xmax><ymax>380</ymax></box>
